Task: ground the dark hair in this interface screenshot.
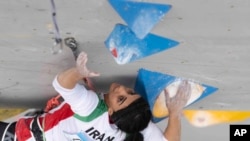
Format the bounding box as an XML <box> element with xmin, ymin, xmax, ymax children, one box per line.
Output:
<box><xmin>110</xmin><ymin>97</ymin><xmax>152</xmax><ymax>141</ymax></box>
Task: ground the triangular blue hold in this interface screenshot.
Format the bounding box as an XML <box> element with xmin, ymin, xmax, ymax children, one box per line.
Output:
<box><xmin>104</xmin><ymin>24</ymin><xmax>179</xmax><ymax>65</ymax></box>
<box><xmin>108</xmin><ymin>0</ymin><xmax>172</xmax><ymax>39</ymax></box>
<box><xmin>134</xmin><ymin>68</ymin><xmax>219</xmax><ymax>123</ymax></box>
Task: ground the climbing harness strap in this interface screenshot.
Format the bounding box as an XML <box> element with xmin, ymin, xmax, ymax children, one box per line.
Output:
<box><xmin>1</xmin><ymin>122</ymin><xmax>16</xmax><ymax>141</ymax></box>
<box><xmin>22</xmin><ymin>116</ymin><xmax>44</xmax><ymax>141</ymax></box>
<box><xmin>30</xmin><ymin>116</ymin><xmax>44</xmax><ymax>141</ymax></box>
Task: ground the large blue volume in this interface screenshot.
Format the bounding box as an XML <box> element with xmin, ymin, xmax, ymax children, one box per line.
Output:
<box><xmin>134</xmin><ymin>68</ymin><xmax>219</xmax><ymax>122</ymax></box>
<box><xmin>104</xmin><ymin>24</ymin><xmax>179</xmax><ymax>65</ymax></box>
<box><xmin>108</xmin><ymin>0</ymin><xmax>172</xmax><ymax>39</ymax></box>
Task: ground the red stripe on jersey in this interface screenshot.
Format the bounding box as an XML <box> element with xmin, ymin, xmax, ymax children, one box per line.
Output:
<box><xmin>16</xmin><ymin>103</ymin><xmax>74</xmax><ymax>141</ymax></box>
<box><xmin>43</xmin><ymin>103</ymin><xmax>74</xmax><ymax>131</ymax></box>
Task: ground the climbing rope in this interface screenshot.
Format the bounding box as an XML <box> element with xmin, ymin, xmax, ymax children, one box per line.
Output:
<box><xmin>50</xmin><ymin>0</ymin><xmax>63</xmax><ymax>54</ymax></box>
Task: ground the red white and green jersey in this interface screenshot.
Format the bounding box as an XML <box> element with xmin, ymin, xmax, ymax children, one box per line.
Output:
<box><xmin>15</xmin><ymin>76</ymin><xmax>167</xmax><ymax>141</ymax></box>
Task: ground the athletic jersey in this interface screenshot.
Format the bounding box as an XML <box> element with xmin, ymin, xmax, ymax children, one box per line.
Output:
<box><xmin>15</xmin><ymin>76</ymin><xmax>167</xmax><ymax>141</ymax></box>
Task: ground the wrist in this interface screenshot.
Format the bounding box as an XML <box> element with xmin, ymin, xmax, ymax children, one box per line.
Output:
<box><xmin>169</xmin><ymin>112</ymin><xmax>182</xmax><ymax>119</ymax></box>
<box><xmin>72</xmin><ymin>68</ymin><xmax>85</xmax><ymax>80</ymax></box>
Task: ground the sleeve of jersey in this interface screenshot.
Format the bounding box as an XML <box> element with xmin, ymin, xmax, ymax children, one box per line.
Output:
<box><xmin>52</xmin><ymin>76</ymin><xmax>99</xmax><ymax>117</ymax></box>
<box><xmin>141</xmin><ymin>121</ymin><xmax>168</xmax><ymax>141</ymax></box>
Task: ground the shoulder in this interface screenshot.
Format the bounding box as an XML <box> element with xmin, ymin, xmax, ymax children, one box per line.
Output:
<box><xmin>74</xmin><ymin>98</ymin><xmax>108</xmax><ymax>122</ymax></box>
<box><xmin>141</xmin><ymin>121</ymin><xmax>168</xmax><ymax>141</ymax></box>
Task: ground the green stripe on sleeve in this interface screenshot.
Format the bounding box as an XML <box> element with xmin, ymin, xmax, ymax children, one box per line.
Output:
<box><xmin>74</xmin><ymin>99</ymin><xmax>108</xmax><ymax>122</ymax></box>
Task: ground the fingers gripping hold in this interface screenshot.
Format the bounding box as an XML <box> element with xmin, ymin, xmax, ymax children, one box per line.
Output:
<box><xmin>164</xmin><ymin>80</ymin><xmax>192</xmax><ymax>116</ymax></box>
<box><xmin>176</xmin><ymin>80</ymin><xmax>192</xmax><ymax>104</ymax></box>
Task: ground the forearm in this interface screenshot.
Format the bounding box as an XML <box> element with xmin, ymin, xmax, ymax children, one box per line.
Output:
<box><xmin>164</xmin><ymin>115</ymin><xmax>181</xmax><ymax>141</ymax></box>
<box><xmin>57</xmin><ymin>68</ymin><xmax>84</xmax><ymax>89</ymax></box>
